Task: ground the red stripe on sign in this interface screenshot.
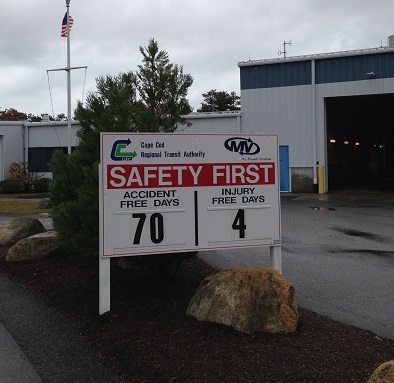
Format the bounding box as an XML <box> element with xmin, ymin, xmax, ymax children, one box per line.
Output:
<box><xmin>106</xmin><ymin>162</ymin><xmax>276</xmax><ymax>189</ymax></box>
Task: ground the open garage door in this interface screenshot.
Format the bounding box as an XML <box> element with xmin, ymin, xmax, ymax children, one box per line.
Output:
<box><xmin>326</xmin><ymin>94</ymin><xmax>394</xmax><ymax>191</ymax></box>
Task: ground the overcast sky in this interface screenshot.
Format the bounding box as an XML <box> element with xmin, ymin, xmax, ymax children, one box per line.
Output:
<box><xmin>2</xmin><ymin>0</ymin><xmax>394</xmax><ymax>117</ymax></box>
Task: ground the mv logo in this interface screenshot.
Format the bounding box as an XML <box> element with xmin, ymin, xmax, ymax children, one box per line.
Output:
<box><xmin>224</xmin><ymin>137</ymin><xmax>260</xmax><ymax>156</ymax></box>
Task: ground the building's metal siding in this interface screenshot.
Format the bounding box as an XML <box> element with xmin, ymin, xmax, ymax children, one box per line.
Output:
<box><xmin>237</xmin><ymin>47</ymin><xmax>394</xmax><ymax>191</ymax></box>
<box><xmin>177</xmin><ymin>112</ymin><xmax>241</xmax><ymax>133</ymax></box>
<box><xmin>0</xmin><ymin>123</ymin><xmax>24</xmax><ymax>180</ymax></box>
<box><xmin>316</xmin><ymin>52</ymin><xmax>394</xmax><ymax>84</ymax></box>
<box><xmin>241</xmin><ymin>51</ymin><xmax>394</xmax><ymax>90</ymax></box>
<box><xmin>239</xmin><ymin>50</ymin><xmax>394</xmax><ymax>173</ymax></box>
<box><xmin>27</xmin><ymin>123</ymin><xmax>79</xmax><ymax>148</ymax></box>
<box><xmin>241</xmin><ymin>85</ymin><xmax>314</xmax><ymax>167</ymax></box>
<box><xmin>0</xmin><ymin>121</ymin><xmax>81</xmax><ymax>180</ymax></box>
<box><xmin>316</xmin><ymin>77</ymin><xmax>394</xmax><ymax>98</ymax></box>
<box><xmin>240</xmin><ymin>61</ymin><xmax>311</xmax><ymax>90</ymax></box>
<box><xmin>241</xmin><ymin>76</ymin><xmax>394</xmax><ymax>184</ymax></box>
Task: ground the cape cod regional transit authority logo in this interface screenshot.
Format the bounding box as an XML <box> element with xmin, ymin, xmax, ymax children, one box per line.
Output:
<box><xmin>224</xmin><ymin>137</ymin><xmax>260</xmax><ymax>156</ymax></box>
<box><xmin>111</xmin><ymin>139</ymin><xmax>137</xmax><ymax>161</ymax></box>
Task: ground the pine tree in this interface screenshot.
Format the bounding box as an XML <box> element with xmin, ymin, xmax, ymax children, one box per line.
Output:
<box><xmin>197</xmin><ymin>89</ymin><xmax>241</xmax><ymax>112</ymax></box>
<box><xmin>49</xmin><ymin>39</ymin><xmax>193</xmax><ymax>256</ymax></box>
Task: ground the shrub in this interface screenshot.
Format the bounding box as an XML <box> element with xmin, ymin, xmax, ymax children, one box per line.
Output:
<box><xmin>8</xmin><ymin>162</ymin><xmax>43</xmax><ymax>191</ymax></box>
<box><xmin>0</xmin><ymin>178</ymin><xmax>24</xmax><ymax>193</ymax></box>
<box><xmin>32</xmin><ymin>178</ymin><xmax>51</xmax><ymax>193</ymax></box>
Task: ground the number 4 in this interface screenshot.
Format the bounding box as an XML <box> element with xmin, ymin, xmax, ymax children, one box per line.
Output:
<box><xmin>232</xmin><ymin>209</ymin><xmax>246</xmax><ymax>238</ymax></box>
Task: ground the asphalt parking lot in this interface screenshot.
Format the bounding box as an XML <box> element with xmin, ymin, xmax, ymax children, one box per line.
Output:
<box><xmin>199</xmin><ymin>191</ymin><xmax>394</xmax><ymax>340</ymax></box>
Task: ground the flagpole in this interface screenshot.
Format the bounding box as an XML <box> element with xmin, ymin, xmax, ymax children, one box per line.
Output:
<box><xmin>48</xmin><ymin>4</ymin><xmax>86</xmax><ymax>153</ymax></box>
<box><xmin>66</xmin><ymin>0</ymin><xmax>72</xmax><ymax>154</ymax></box>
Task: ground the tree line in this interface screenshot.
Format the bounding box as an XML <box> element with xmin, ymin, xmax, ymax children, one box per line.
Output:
<box><xmin>1</xmin><ymin>91</ymin><xmax>240</xmax><ymax>123</ymax></box>
<box><xmin>0</xmin><ymin>109</ymin><xmax>67</xmax><ymax>122</ymax></box>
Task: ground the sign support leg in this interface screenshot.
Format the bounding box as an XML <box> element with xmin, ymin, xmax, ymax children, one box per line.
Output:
<box><xmin>99</xmin><ymin>257</ymin><xmax>111</xmax><ymax>314</ymax></box>
<box><xmin>98</xmin><ymin>162</ymin><xmax>110</xmax><ymax>314</ymax></box>
<box><xmin>270</xmin><ymin>246</ymin><xmax>282</xmax><ymax>274</ymax></box>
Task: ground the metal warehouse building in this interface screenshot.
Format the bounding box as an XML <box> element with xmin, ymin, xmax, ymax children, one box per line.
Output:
<box><xmin>239</xmin><ymin>42</ymin><xmax>394</xmax><ymax>192</ymax></box>
<box><xmin>0</xmin><ymin>120</ymin><xmax>80</xmax><ymax>180</ymax></box>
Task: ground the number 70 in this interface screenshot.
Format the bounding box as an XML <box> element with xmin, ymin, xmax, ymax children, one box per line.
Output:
<box><xmin>132</xmin><ymin>213</ymin><xmax>164</xmax><ymax>244</ymax></box>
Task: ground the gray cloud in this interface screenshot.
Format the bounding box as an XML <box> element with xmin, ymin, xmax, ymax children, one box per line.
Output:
<box><xmin>1</xmin><ymin>0</ymin><xmax>394</xmax><ymax>115</ymax></box>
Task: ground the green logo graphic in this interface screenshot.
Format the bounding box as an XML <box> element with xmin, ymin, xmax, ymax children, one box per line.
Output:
<box><xmin>111</xmin><ymin>139</ymin><xmax>137</xmax><ymax>161</ymax></box>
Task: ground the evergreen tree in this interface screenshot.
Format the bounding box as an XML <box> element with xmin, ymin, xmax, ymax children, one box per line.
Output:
<box><xmin>49</xmin><ymin>39</ymin><xmax>193</xmax><ymax>256</ymax></box>
<box><xmin>136</xmin><ymin>39</ymin><xmax>193</xmax><ymax>131</ymax></box>
<box><xmin>197</xmin><ymin>89</ymin><xmax>241</xmax><ymax>112</ymax></box>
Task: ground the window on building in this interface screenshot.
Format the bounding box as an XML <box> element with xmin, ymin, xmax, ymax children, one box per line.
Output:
<box><xmin>28</xmin><ymin>147</ymin><xmax>68</xmax><ymax>172</ymax></box>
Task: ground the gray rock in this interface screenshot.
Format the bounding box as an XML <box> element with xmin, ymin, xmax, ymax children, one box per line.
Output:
<box><xmin>0</xmin><ymin>217</ymin><xmax>46</xmax><ymax>246</ymax></box>
<box><xmin>187</xmin><ymin>267</ymin><xmax>298</xmax><ymax>334</ymax></box>
<box><xmin>6</xmin><ymin>231</ymin><xmax>58</xmax><ymax>262</ymax></box>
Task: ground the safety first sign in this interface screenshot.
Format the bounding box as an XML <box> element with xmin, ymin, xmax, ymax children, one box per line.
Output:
<box><xmin>100</xmin><ymin>133</ymin><xmax>281</xmax><ymax>257</ymax></box>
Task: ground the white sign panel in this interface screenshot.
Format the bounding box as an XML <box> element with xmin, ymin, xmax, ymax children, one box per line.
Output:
<box><xmin>100</xmin><ymin>133</ymin><xmax>281</xmax><ymax>257</ymax></box>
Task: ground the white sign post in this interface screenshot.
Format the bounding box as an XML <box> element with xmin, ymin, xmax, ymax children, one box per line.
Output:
<box><xmin>99</xmin><ymin>133</ymin><xmax>281</xmax><ymax>314</ymax></box>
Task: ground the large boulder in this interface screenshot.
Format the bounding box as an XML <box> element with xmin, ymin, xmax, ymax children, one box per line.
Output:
<box><xmin>0</xmin><ymin>217</ymin><xmax>46</xmax><ymax>246</ymax></box>
<box><xmin>6</xmin><ymin>231</ymin><xmax>58</xmax><ymax>262</ymax></box>
<box><xmin>368</xmin><ymin>360</ymin><xmax>394</xmax><ymax>383</ymax></box>
<box><xmin>187</xmin><ymin>267</ymin><xmax>298</xmax><ymax>334</ymax></box>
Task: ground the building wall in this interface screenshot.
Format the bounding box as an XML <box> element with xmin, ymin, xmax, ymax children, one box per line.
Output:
<box><xmin>241</xmin><ymin>85</ymin><xmax>314</xmax><ymax>166</ymax></box>
<box><xmin>26</xmin><ymin>122</ymin><xmax>80</xmax><ymax>148</ymax></box>
<box><xmin>1</xmin><ymin>116</ymin><xmax>241</xmax><ymax>182</ymax></box>
<box><xmin>241</xmin><ymin>84</ymin><xmax>316</xmax><ymax>192</ymax></box>
<box><xmin>0</xmin><ymin>123</ymin><xmax>25</xmax><ymax>180</ymax></box>
<box><xmin>178</xmin><ymin>112</ymin><xmax>242</xmax><ymax>134</ymax></box>
<box><xmin>239</xmin><ymin>47</ymin><xmax>394</xmax><ymax>192</ymax></box>
<box><xmin>315</xmin><ymin>51</ymin><xmax>394</xmax><ymax>83</ymax></box>
<box><xmin>0</xmin><ymin>121</ymin><xmax>80</xmax><ymax>180</ymax></box>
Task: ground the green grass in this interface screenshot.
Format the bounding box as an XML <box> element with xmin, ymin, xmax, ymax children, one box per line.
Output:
<box><xmin>0</xmin><ymin>200</ymin><xmax>51</xmax><ymax>214</ymax></box>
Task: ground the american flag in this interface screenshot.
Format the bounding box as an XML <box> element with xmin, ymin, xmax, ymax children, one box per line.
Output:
<box><xmin>61</xmin><ymin>13</ymin><xmax>74</xmax><ymax>37</ymax></box>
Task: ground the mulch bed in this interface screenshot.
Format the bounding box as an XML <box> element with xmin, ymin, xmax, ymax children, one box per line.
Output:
<box><xmin>0</xmin><ymin>248</ymin><xmax>393</xmax><ymax>383</ymax></box>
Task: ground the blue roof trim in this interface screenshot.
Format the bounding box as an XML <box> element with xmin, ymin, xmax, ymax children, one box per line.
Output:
<box><xmin>240</xmin><ymin>51</ymin><xmax>394</xmax><ymax>90</ymax></box>
<box><xmin>316</xmin><ymin>52</ymin><xmax>394</xmax><ymax>83</ymax></box>
<box><xmin>240</xmin><ymin>61</ymin><xmax>311</xmax><ymax>90</ymax></box>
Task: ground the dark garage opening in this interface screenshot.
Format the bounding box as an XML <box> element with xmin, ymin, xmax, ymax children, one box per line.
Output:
<box><xmin>326</xmin><ymin>94</ymin><xmax>394</xmax><ymax>191</ymax></box>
